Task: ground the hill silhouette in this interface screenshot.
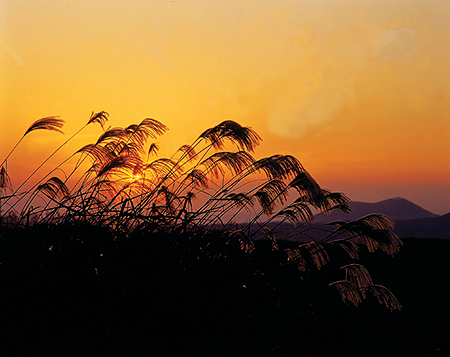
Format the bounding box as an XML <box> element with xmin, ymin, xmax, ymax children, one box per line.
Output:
<box><xmin>394</xmin><ymin>212</ymin><xmax>450</xmax><ymax>239</ymax></box>
<box><xmin>1</xmin><ymin>225</ymin><xmax>448</xmax><ymax>355</ymax></box>
<box><xmin>314</xmin><ymin>197</ymin><xmax>439</xmax><ymax>222</ymax></box>
<box><xmin>237</xmin><ymin>197</ymin><xmax>449</xmax><ymax>240</ymax></box>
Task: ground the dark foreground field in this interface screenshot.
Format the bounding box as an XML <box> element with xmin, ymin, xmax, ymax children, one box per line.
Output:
<box><xmin>0</xmin><ymin>224</ymin><xmax>449</xmax><ymax>356</ymax></box>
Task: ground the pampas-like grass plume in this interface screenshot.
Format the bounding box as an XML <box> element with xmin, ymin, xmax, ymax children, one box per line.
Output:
<box><xmin>24</xmin><ymin>116</ymin><xmax>65</xmax><ymax>136</ymax></box>
<box><xmin>0</xmin><ymin>165</ymin><xmax>12</xmax><ymax>195</ymax></box>
<box><xmin>0</xmin><ymin>112</ymin><xmax>403</xmax><ymax>312</ymax></box>
<box><xmin>330</xmin><ymin>264</ymin><xmax>402</xmax><ymax>310</ymax></box>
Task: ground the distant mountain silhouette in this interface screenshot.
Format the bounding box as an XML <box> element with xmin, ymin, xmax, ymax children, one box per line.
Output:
<box><xmin>394</xmin><ymin>213</ymin><xmax>450</xmax><ymax>239</ymax></box>
<box><xmin>236</xmin><ymin>197</ymin><xmax>449</xmax><ymax>239</ymax></box>
<box><xmin>314</xmin><ymin>197</ymin><xmax>439</xmax><ymax>222</ymax></box>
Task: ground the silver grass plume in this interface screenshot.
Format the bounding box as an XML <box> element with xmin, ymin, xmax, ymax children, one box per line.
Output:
<box><xmin>24</xmin><ymin>116</ymin><xmax>65</xmax><ymax>136</ymax></box>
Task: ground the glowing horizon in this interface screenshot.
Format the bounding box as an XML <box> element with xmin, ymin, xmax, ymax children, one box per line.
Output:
<box><xmin>1</xmin><ymin>0</ymin><xmax>449</xmax><ymax>214</ymax></box>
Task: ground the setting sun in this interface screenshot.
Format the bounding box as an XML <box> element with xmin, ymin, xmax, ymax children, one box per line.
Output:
<box><xmin>129</xmin><ymin>174</ymin><xmax>142</xmax><ymax>182</ymax></box>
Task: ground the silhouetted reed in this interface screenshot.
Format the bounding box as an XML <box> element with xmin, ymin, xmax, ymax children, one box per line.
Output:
<box><xmin>0</xmin><ymin>112</ymin><xmax>403</xmax><ymax>310</ymax></box>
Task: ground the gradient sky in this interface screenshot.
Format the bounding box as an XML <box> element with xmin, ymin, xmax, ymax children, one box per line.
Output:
<box><xmin>1</xmin><ymin>0</ymin><xmax>449</xmax><ymax>214</ymax></box>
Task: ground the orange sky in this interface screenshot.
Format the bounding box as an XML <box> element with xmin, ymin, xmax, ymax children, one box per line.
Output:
<box><xmin>1</xmin><ymin>0</ymin><xmax>450</xmax><ymax>214</ymax></box>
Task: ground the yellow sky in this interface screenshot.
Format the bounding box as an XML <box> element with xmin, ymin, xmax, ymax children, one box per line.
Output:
<box><xmin>1</xmin><ymin>0</ymin><xmax>449</xmax><ymax>213</ymax></box>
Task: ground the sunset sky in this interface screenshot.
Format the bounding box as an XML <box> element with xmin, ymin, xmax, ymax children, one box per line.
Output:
<box><xmin>1</xmin><ymin>0</ymin><xmax>449</xmax><ymax>214</ymax></box>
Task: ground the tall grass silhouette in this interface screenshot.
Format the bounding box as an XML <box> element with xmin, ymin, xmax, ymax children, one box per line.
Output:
<box><xmin>0</xmin><ymin>112</ymin><xmax>402</xmax><ymax>311</ymax></box>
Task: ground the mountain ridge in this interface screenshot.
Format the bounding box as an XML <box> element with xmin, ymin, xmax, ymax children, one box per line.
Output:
<box><xmin>233</xmin><ymin>197</ymin><xmax>449</xmax><ymax>238</ymax></box>
<box><xmin>393</xmin><ymin>213</ymin><xmax>450</xmax><ymax>239</ymax></box>
<box><xmin>315</xmin><ymin>197</ymin><xmax>440</xmax><ymax>222</ymax></box>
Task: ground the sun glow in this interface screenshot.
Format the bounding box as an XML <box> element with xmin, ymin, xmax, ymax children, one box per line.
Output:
<box><xmin>1</xmin><ymin>0</ymin><xmax>450</xmax><ymax>214</ymax></box>
<box><xmin>129</xmin><ymin>174</ymin><xmax>142</xmax><ymax>183</ymax></box>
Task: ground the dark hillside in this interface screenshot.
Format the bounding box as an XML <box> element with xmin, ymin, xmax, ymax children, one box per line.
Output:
<box><xmin>394</xmin><ymin>213</ymin><xmax>450</xmax><ymax>239</ymax></box>
<box><xmin>0</xmin><ymin>225</ymin><xmax>448</xmax><ymax>356</ymax></box>
<box><xmin>323</xmin><ymin>237</ymin><xmax>450</xmax><ymax>356</ymax></box>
